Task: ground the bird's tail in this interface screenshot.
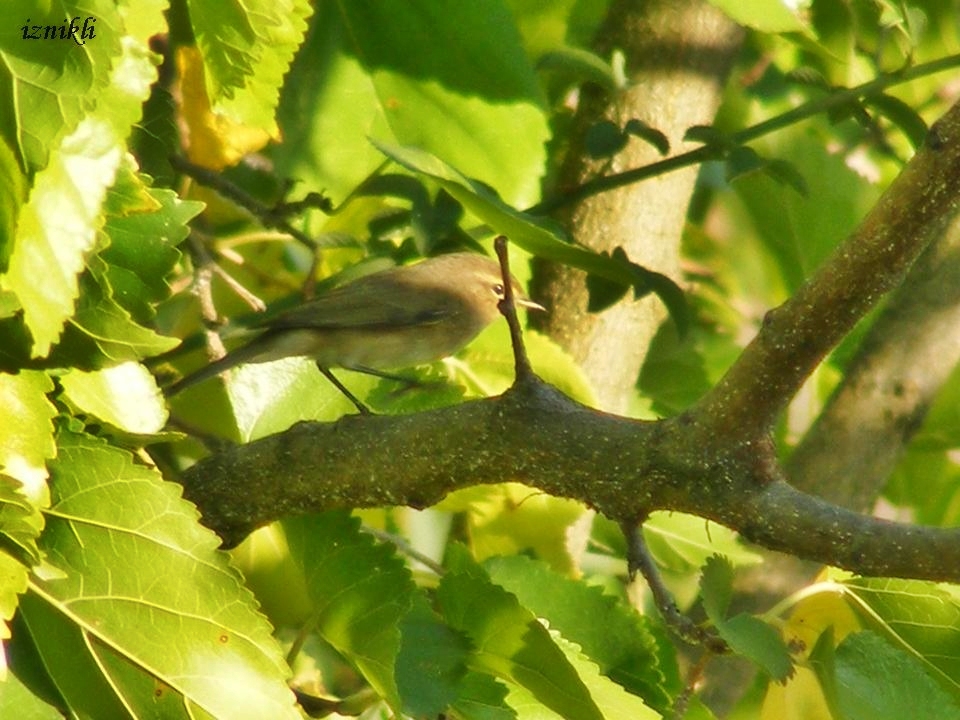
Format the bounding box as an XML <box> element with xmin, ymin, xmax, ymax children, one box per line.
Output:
<box><xmin>164</xmin><ymin>341</ymin><xmax>265</xmax><ymax>397</ymax></box>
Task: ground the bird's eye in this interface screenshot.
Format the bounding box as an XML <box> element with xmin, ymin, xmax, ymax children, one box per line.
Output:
<box><xmin>492</xmin><ymin>283</ymin><xmax>505</xmax><ymax>297</ymax></box>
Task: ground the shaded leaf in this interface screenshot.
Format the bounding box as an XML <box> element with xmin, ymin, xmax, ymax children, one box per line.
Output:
<box><xmin>763</xmin><ymin>158</ymin><xmax>809</xmax><ymax>197</ymax></box>
<box><xmin>624</xmin><ymin>119</ymin><xmax>670</xmax><ymax>156</ymax></box>
<box><xmin>395</xmin><ymin>595</ymin><xmax>471</xmax><ymax>717</ymax></box>
<box><xmin>586</xmin><ymin>273</ymin><xmax>630</xmax><ymax>312</ymax></box>
<box><xmin>684</xmin><ymin>124</ymin><xmax>731</xmax><ymax>148</ymax></box>
<box><xmin>701</xmin><ymin>556</ymin><xmax>793</xmax><ymax>681</ymax></box>
<box><xmin>584</xmin><ymin>120</ymin><xmax>628</xmax><ymax>159</ymax></box>
<box><xmin>865</xmin><ymin>92</ymin><xmax>929</xmax><ymax>149</ymax></box>
<box><xmin>725</xmin><ymin>145</ymin><xmax>766</xmax><ymax>182</ymax></box>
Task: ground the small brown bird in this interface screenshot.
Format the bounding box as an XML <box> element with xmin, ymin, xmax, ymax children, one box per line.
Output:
<box><xmin>166</xmin><ymin>252</ymin><xmax>543</xmax><ymax>405</ymax></box>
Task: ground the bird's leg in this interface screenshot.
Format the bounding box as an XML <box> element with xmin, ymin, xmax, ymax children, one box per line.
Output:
<box><xmin>317</xmin><ymin>364</ymin><xmax>371</xmax><ymax>415</ymax></box>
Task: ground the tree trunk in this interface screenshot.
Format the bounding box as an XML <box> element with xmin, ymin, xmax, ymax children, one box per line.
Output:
<box><xmin>534</xmin><ymin>0</ymin><xmax>743</xmax><ymax>412</ymax></box>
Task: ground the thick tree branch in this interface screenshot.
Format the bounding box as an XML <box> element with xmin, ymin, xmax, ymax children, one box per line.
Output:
<box><xmin>787</xmin><ymin>216</ymin><xmax>960</xmax><ymax>510</ymax></box>
<box><xmin>695</xmin><ymin>100</ymin><xmax>960</xmax><ymax>433</ymax></box>
<box><xmin>180</xmin><ymin>377</ymin><xmax>960</xmax><ymax>581</ymax></box>
<box><xmin>178</xmin><ymin>103</ymin><xmax>960</xmax><ymax>590</ymax></box>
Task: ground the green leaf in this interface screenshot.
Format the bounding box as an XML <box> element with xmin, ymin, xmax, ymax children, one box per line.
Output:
<box><xmin>763</xmin><ymin>158</ymin><xmax>809</xmax><ymax>197</ymax></box>
<box><xmin>624</xmin><ymin>119</ymin><xmax>670</xmax><ymax>156</ymax></box>
<box><xmin>700</xmin><ymin>555</ymin><xmax>736</xmax><ymax>620</ymax></box>
<box><xmin>725</xmin><ymin>146</ymin><xmax>809</xmax><ymax>197</ymax></box>
<box><xmin>448</xmin><ymin>670</ymin><xmax>513</xmax><ymax>720</ymax></box>
<box><xmin>841</xmin><ymin>577</ymin><xmax>960</xmax><ymax>696</ymax></box>
<box><xmin>0</xmin><ymin>476</ymin><xmax>44</xmax><ymax>569</ymax></box>
<box><xmin>1</xmin><ymin>1</ymin><xmax>166</xmax><ymax>357</ymax></box>
<box><xmin>460</xmin><ymin>323</ymin><xmax>597</xmax><ymax>407</ymax></box>
<box><xmin>0</xmin><ymin>476</ymin><xmax>45</xmax><ymax>656</ymax></box>
<box><xmin>833</xmin><ymin>631</ymin><xmax>960</xmax><ymax>720</ymax></box>
<box><xmin>0</xmin><ymin>370</ymin><xmax>56</xmax><ymax>505</ymax></box>
<box><xmin>547</xmin><ymin>631</ymin><xmax>661</xmax><ymax>720</ymax></box>
<box><xmin>536</xmin><ymin>47</ymin><xmax>620</xmax><ymax>92</ymax></box>
<box><xmin>168</xmin><ymin>353</ymin><xmax>378</xmax><ymax>443</ymax></box>
<box><xmin>683</xmin><ymin>124</ymin><xmax>731</xmax><ymax>148</ymax></box>
<box><xmin>731</xmin><ymin>132</ymin><xmax>881</xmax><ymax>291</ymax></box>
<box><xmin>186</xmin><ymin>0</ymin><xmax>313</xmax><ymax>134</ymax></box>
<box><xmin>57</xmin><ymin>265</ymin><xmax>180</xmax><ymax>364</ymax></box>
<box><xmin>484</xmin><ymin>554</ymin><xmax>674</xmax><ymax>711</ymax></box>
<box><xmin>275</xmin><ymin>0</ymin><xmax>549</xmax><ymax>207</ymax></box>
<box><xmin>395</xmin><ymin>595</ymin><xmax>471</xmax><ymax>717</ymax></box>
<box><xmin>701</xmin><ymin>556</ymin><xmax>793</xmax><ymax>681</ymax></box>
<box><xmin>725</xmin><ymin>145</ymin><xmax>766</xmax><ymax>182</ymax></box>
<box><xmin>372</xmin><ymin>140</ymin><xmax>689</xmax><ymax>334</ymax></box>
<box><xmin>21</xmin><ymin>429</ymin><xmax>296</xmax><ymax>719</ymax></box>
<box><xmin>0</xmin><ymin>664</ymin><xmax>64</xmax><ymax>719</ymax></box>
<box><xmin>59</xmin><ymin>362</ymin><xmax>167</xmax><ymax>434</ymax></box>
<box><xmin>644</xmin><ymin>512</ymin><xmax>762</xmax><ymax>572</ymax></box>
<box><xmin>0</xmin><ymin>2</ymin><xmax>120</xmax><ymax>171</ymax></box>
<box><xmin>706</xmin><ymin>0</ymin><xmax>810</xmax><ymax>33</ymax></box>
<box><xmin>586</xmin><ymin>272</ymin><xmax>630</xmax><ymax>312</ymax></box>
<box><xmin>101</xmin><ymin>167</ymin><xmax>200</xmax><ymax>324</ymax></box>
<box><xmin>584</xmin><ymin>120</ymin><xmax>628</xmax><ymax>159</ymax></box>
<box><xmin>437</xmin><ymin>557</ymin><xmax>605</xmax><ymax>720</ymax></box>
<box><xmin>865</xmin><ymin>92</ymin><xmax>929</xmax><ymax>149</ymax></box>
<box><xmin>808</xmin><ymin>627</ymin><xmax>842</xmax><ymax>718</ymax></box>
<box><xmin>284</xmin><ymin>512</ymin><xmax>417</xmax><ymax>712</ymax></box>
<box><xmin>0</xmin><ymin>137</ymin><xmax>26</xmax><ymax>269</ymax></box>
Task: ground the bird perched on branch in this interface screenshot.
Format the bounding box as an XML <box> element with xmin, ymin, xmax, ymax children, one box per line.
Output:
<box><xmin>165</xmin><ymin>252</ymin><xmax>544</xmax><ymax>408</ymax></box>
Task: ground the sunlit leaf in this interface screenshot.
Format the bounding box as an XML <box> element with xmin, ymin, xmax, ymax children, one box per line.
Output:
<box><xmin>484</xmin><ymin>554</ymin><xmax>674</xmax><ymax>711</ymax></box>
<box><xmin>59</xmin><ymin>362</ymin><xmax>167</xmax><ymax>434</ymax></box>
<box><xmin>24</xmin><ymin>429</ymin><xmax>296</xmax><ymax>719</ymax></box>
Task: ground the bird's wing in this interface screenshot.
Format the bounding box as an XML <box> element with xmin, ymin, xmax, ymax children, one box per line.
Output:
<box><xmin>262</xmin><ymin>277</ymin><xmax>458</xmax><ymax>331</ymax></box>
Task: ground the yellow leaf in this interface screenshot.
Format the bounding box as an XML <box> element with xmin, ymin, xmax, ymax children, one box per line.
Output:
<box><xmin>176</xmin><ymin>46</ymin><xmax>274</xmax><ymax>169</ymax></box>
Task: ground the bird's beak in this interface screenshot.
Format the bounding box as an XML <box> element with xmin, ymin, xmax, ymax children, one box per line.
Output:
<box><xmin>516</xmin><ymin>297</ymin><xmax>546</xmax><ymax>313</ymax></box>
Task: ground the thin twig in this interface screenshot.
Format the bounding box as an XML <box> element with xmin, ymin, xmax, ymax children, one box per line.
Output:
<box><xmin>207</xmin><ymin>262</ymin><xmax>267</xmax><ymax>313</ymax></box>
<box><xmin>362</xmin><ymin>527</ymin><xmax>446</xmax><ymax>576</ymax></box>
<box><xmin>493</xmin><ymin>236</ymin><xmax>535</xmax><ymax>382</ymax></box>
<box><xmin>670</xmin><ymin>651</ymin><xmax>711</xmax><ymax>720</ymax></box>
<box><xmin>169</xmin><ymin>154</ymin><xmax>325</xmax><ymax>250</ymax></box>
<box><xmin>622</xmin><ymin>521</ymin><xmax>728</xmax><ymax>655</ymax></box>
<box><xmin>529</xmin><ymin>53</ymin><xmax>960</xmax><ymax>214</ymax></box>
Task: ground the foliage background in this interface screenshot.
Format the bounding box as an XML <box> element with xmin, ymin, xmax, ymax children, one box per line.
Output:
<box><xmin>1</xmin><ymin>0</ymin><xmax>960</xmax><ymax>718</ymax></box>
